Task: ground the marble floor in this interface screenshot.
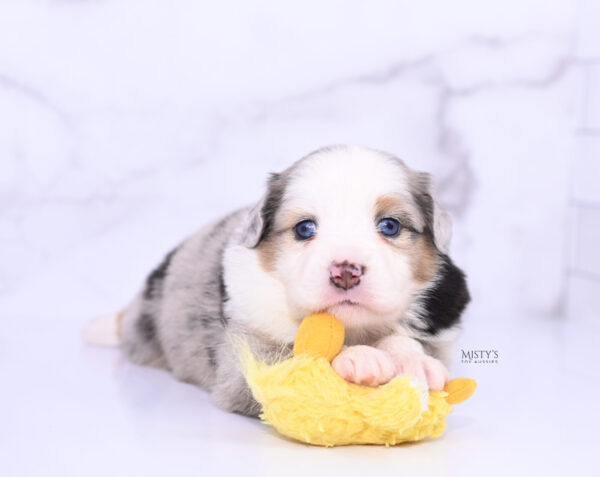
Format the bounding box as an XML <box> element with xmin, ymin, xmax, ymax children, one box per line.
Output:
<box><xmin>1</xmin><ymin>310</ymin><xmax>598</xmax><ymax>477</ymax></box>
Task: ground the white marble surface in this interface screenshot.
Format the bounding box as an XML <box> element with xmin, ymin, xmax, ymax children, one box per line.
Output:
<box><xmin>1</xmin><ymin>1</ymin><xmax>598</xmax><ymax>476</ymax></box>
<box><xmin>2</xmin><ymin>311</ymin><xmax>599</xmax><ymax>477</ymax></box>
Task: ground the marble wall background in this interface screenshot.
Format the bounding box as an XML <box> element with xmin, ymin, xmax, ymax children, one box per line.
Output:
<box><xmin>0</xmin><ymin>1</ymin><xmax>584</xmax><ymax>326</ymax></box>
<box><xmin>567</xmin><ymin>0</ymin><xmax>600</xmax><ymax>333</ymax></box>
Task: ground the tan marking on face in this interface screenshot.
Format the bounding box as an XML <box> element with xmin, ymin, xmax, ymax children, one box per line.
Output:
<box><xmin>376</xmin><ymin>195</ymin><xmax>438</xmax><ymax>283</ymax></box>
<box><xmin>388</xmin><ymin>232</ymin><xmax>438</xmax><ymax>283</ymax></box>
<box><xmin>278</xmin><ymin>207</ymin><xmax>312</xmax><ymax>230</ymax></box>
<box><xmin>375</xmin><ymin>195</ymin><xmax>405</xmax><ymax>218</ymax></box>
<box><xmin>407</xmin><ymin>234</ymin><xmax>439</xmax><ymax>283</ymax></box>
<box><xmin>257</xmin><ymin>235</ymin><xmax>279</xmax><ymax>272</ymax></box>
<box><xmin>374</xmin><ymin>194</ymin><xmax>423</xmax><ymax>231</ymax></box>
<box><xmin>256</xmin><ymin>208</ymin><xmax>305</xmax><ymax>272</ymax></box>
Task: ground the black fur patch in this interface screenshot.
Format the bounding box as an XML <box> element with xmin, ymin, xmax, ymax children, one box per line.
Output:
<box><xmin>137</xmin><ymin>312</ymin><xmax>157</xmax><ymax>342</ymax></box>
<box><xmin>217</xmin><ymin>267</ymin><xmax>229</xmax><ymax>326</ymax></box>
<box><xmin>206</xmin><ymin>345</ymin><xmax>218</xmax><ymax>368</ymax></box>
<box><xmin>415</xmin><ymin>255</ymin><xmax>470</xmax><ymax>335</ymax></box>
<box><xmin>218</xmin><ymin>264</ymin><xmax>228</xmax><ymax>301</ymax></box>
<box><xmin>187</xmin><ymin>312</ymin><xmax>219</xmax><ymax>368</ymax></box>
<box><xmin>200</xmin><ymin>257</ymin><xmax>230</xmax><ymax>327</ymax></box>
<box><xmin>143</xmin><ymin>247</ymin><xmax>178</xmax><ymax>300</ymax></box>
<box><xmin>255</xmin><ymin>172</ymin><xmax>287</xmax><ymax>246</ymax></box>
<box><xmin>184</xmin><ymin>254</ymin><xmax>230</xmax><ymax>370</ymax></box>
<box><xmin>186</xmin><ymin>310</ymin><xmax>218</xmax><ymax>368</ymax></box>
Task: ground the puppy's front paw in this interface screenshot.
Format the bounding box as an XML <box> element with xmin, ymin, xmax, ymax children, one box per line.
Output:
<box><xmin>393</xmin><ymin>352</ymin><xmax>450</xmax><ymax>391</ymax></box>
<box><xmin>331</xmin><ymin>345</ymin><xmax>396</xmax><ymax>386</ymax></box>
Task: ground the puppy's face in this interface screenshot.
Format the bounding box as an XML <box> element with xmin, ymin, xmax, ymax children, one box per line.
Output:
<box><xmin>245</xmin><ymin>146</ymin><xmax>451</xmax><ymax>331</ymax></box>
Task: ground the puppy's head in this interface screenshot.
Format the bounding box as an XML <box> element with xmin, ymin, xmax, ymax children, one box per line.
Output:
<box><xmin>242</xmin><ymin>145</ymin><xmax>451</xmax><ymax>331</ymax></box>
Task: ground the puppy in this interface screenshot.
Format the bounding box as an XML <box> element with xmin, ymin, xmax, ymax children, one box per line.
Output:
<box><xmin>90</xmin><ymin>145</ymin><xmax>470</xmax><ymax>417</ymax></box>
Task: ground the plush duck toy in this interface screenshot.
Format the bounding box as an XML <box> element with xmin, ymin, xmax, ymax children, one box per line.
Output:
<box><xmin>241</xmin><ymin>313</ymin><xmax>476</xmax><ymax>447</ymax></box>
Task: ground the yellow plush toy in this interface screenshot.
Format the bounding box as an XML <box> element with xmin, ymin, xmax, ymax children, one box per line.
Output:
<box><xmin>241</xmin><ymin>313</ymin><xmax>476</xmax><ymax>447</ymax></box>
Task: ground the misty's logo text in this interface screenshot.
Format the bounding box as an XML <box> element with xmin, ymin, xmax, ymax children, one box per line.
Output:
<box><xmin>460</xmin><ymin>349</ymin><xmax>499</xmax><ymax>364</ymax></box>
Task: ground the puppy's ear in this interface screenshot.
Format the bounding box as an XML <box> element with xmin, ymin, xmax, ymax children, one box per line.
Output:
<box><xmin>241</xmin><ymin>173</ymin><xmax>286</xmax><ymax>248</ymax></box>
<box><xmin>410</xmin><ymin>171</ymin><xmax>453</xmax><ymax>255</ymax></box>
<box><xmin>431</xmin><ymin>196</ymin><xmax>453</xmax><ymax>255</ymax></box>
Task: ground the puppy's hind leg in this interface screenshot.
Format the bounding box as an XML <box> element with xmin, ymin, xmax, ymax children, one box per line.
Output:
<box><xmin>83</xmin><ymin>298</ymin><xmax>168</xmax><ymax>370</ymax></box>
<box><xmin>119</xmin><ymin>296</ymin><xmax>168</xmax><ymax>369</ymax></box>
<box><xmin>82</xmin><ymin>311</ymin><xmax>122</xmax><ymax>347</ymax></box>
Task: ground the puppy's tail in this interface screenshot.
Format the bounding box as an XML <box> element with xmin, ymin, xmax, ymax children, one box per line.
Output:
<box><xmin>81</xmin><ymin>311</ymin><xmax>123</xmax><ymax>347</ymax></box>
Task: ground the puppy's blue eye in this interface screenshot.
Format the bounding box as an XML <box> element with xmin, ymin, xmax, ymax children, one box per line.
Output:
<box><xmin>377</xmin><ymin>217</ymin><xmax>401</xmax><ymax>237</ymax></box>
<box><xmin>294</xmin><ymin>220</ymin><xmax>317</xmax><ymax>240</ymax></box>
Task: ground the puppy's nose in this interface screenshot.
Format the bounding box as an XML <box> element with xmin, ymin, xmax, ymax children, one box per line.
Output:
<box><xmin>329</xmin><ymin>261</ymin><xmax>365</xmax><ymax>290</ymax></box>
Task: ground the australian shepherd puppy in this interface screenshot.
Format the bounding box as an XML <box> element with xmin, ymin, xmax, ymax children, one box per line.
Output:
<box><xmin>85</xmin><ymin>145</ymin><xmax>470</xmax><ymax>417</ymax></box>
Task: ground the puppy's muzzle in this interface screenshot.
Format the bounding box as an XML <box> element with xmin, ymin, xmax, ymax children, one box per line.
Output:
<box><xmin>329</xmin><ymin>261</ymin><xmax>365</xmax><ymax>290</ymax></box>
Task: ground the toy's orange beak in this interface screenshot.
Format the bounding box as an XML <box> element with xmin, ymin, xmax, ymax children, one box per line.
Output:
<box><xmin>443</xmin><ymin>378</ymin><xmax>477</xmax><ymax>404</ymax></box>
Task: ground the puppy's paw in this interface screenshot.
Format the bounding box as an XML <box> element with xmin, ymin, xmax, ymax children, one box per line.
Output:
<box><xmin>331</xmin><ymin>345</ymin><xmax>396</xmax><ymax>386</ymax></box>
<box><xmin>393</xmin><ymin>352</ymin><xmax>450</xmax><ymax>391</ymax></box>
